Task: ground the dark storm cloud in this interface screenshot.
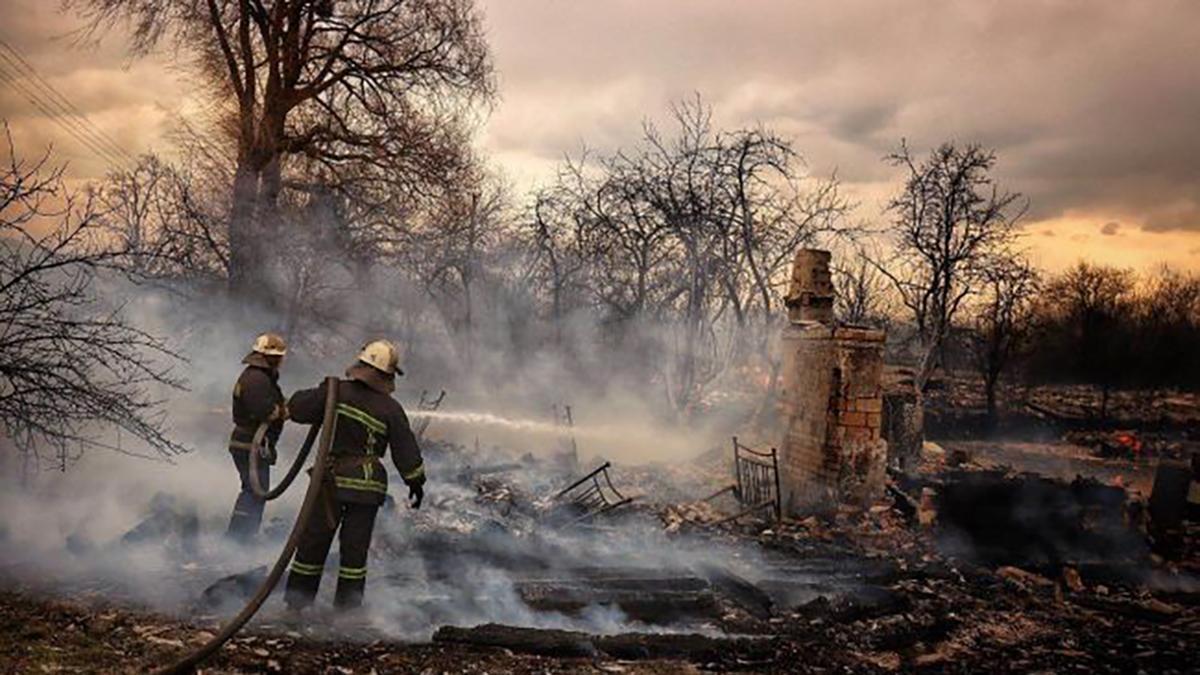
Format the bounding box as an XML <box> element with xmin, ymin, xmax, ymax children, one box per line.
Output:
<box><xmin>2</xmin><ymin>0</ymin><xmax>1198</xmax><ymax>237</ymax></box>
<box><xmin>481</xmin><ymin>0</ymin><xmax>1200</xmax><ymax>232</ymax></box>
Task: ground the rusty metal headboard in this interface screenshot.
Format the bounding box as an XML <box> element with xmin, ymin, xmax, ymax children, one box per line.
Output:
<box><xmin>551</xmin><ymin>461</ymin><xmax>634</xmax><ymax>525</ymax></box>
<box><xmin>732</xmin><ymin>436</ymin><xmax>782</xmax><ymax>521</ymax></box>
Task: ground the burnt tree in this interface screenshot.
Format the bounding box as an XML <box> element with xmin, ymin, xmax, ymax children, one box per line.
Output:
<box><xmin>1034</xmin><ymin>263</ymin><xmax>1135</xmax><ymax>420</ymax></box>
<box><xmin>967</xmin><ymin>256</ymin><xmax>1038</xmax><ymax>426</ymax></box>
<box><xmin>833</xmin><ymin>254</ymin><xmax>893</xmax><ymax>328</ymax></box>
<box><xmin>99</xmin><ymin>154</ymin><xmax>230</xmax><ymax>285</ymax></box>
<box><xmin>525</xmin><ymin>98</ymin><xmax>848</xmax><ymax>418</ymax></box>
<box><xmin>72</xmin><ymin>0</ymin><xmax>495</xmax><ymax>302</ymax></box>
<box><xmin>872</xmin><ymin>141</ymin><xmax>1026</xmax><ymax>395</ymax></box>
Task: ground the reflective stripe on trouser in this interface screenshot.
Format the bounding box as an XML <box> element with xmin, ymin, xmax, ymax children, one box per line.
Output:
<box><xmin>284</xmin><ymin>499</ymin><xmax>379</xmax><ymax>610</ymax></box>
<box><xmin>226</xmin><ymin>448</ymin><xmax>268</xmax><ymax>542</ymax></box>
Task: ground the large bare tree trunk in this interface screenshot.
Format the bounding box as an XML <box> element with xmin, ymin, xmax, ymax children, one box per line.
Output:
<box><xmin>227</xmin><ymin>162</ymin><xmax>261</xmax><ymax>298</ymax></box>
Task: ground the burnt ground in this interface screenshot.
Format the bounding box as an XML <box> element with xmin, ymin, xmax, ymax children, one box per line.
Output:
<box><xmin>3</xmin><ymin>523</ymin><xmax>1199</xmax><ymax>674</ymax></box>
<box><xmin>2</xmin><ymin>508</ymin><xmax>1197</xmax><ymax>674</ymax></box>
<box><xmin>0</xmin><ymin>588</ymin><xmax>704</xmax><ymax>674</ymax></box>
<box><xmin>2</xmin><ymin>381</ymin><xmax>1200</xmax><ymax>674</ymax></box>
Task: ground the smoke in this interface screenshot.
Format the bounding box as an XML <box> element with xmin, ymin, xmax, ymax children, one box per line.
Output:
<box><xmin>0</xmin><ymin>270</ymin><xmax>771</xmax><ymax>640</ymax></box>
<box><xmin>0</xmin><ymin>418</ymin><xmax>767</xmax><ymax>639</ymax></box>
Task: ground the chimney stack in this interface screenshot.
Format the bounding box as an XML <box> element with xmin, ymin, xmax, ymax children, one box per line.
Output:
<box><xmin>776</xmin><ymin>249</ymin><xmax>887</xmax><ymax>514</ymax></box>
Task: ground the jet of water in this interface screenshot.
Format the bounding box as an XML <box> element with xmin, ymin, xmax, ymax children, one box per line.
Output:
<box><xmin>408</xmin><ymin>410</ymin><xmax>566</xmax><ymax>435</ymax></box>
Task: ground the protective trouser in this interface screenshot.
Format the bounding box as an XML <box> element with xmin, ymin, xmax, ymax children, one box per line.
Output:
<box><xmin>226</xmin><ymin>449</ymin><xmax>269</xmax><ymax>542</ymax></box>
<box><xmin>284</xmin><ymin>499</ymin><xmax>379</xmax><ymax>609</ymax></box>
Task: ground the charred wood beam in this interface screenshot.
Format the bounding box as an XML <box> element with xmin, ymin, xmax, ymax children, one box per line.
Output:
<box><xmin>517</xmin><ymin>576</ymin><xmax>709</xmax><ymax>593</ymax></box>
<box><xmin>792</xmin><ymin>585</ymin><xmax>912</xmax><ymax>623</ymax></box>
<box><xmin>432</xmin><ymin>623</ymin><xmax>780</xmax><ymax>663</ymax></box>
<box><xmin>694</xmin><ymin>563</ymin><xmax>773</xmax><ymax>620</ymax></box>
<box><xmin>1069</xmin><ymin>595</ymin><xmax>1183</xmax><ymax>624</ymax></box>
<box><xmin>514</xmin><ymin>581</ymin><xmax>719</xmax><ymax>623</ymax></box>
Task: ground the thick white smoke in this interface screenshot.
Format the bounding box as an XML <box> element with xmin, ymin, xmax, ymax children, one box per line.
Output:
<box><xmin>0</xmin><ymin>277</ymin><xmax>767</xmax><ymax>639</ymax></box>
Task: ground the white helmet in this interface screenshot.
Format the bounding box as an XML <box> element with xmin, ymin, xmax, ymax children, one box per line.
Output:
<box><xmin>252</xmin><ymin>332</ymin><xmax>288</xmax><ymax>356</ymax></box>
<box><xmin>357</xmin><ymin>339</ymin><xmax>403</xmax><ymax>376</ymax></box>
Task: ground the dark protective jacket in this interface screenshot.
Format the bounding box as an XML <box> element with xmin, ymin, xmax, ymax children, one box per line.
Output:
<box><xmin>287</xmin><ymin>368</ymin><xmax>425</xmax><ymax>506</ymax></box>
<box><xmin>229</xmin><ymin>353</ymin><xmax>285</xmax><ymax>452</ymax></box>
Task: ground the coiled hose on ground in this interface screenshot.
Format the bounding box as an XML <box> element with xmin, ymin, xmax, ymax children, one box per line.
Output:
<box><xmin>155</xmin><ymin>376</ymin><xmax>339</xmax><ymax>675</ymax></box>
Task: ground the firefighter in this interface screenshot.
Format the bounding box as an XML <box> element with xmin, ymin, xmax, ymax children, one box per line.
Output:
<box><xmin>284</xmin><ymin>339</ymin><xmax>425</xmax><ymax>611</ymax></box>
<box><xmin>226</xmin><ymin>332</ymin><xmax>289</xmax><ymax>542</ymax></box>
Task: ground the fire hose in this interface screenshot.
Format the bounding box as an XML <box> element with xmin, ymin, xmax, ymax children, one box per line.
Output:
<box><xmin>156</xmin><ymin>376</ymin><xmax>339</xmax><ymax>675</ymax></box>
<box><xmin>248</xmin><ymin>410</ymin><xmax>320</xmax><ymax>500</ymax></box>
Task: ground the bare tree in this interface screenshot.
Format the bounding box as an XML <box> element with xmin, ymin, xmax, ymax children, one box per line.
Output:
<box><xmin>524</xmin><ymin>97</ymin><xmax>848</xmax><ymax>418</ymax></box>
<box><xmin>1035</xmin><ymin>262</ymin><xmax>1135</xmax><ymax>420</ymax></box>
<box><xmin>72</xmin><ymin>0</ymin><xmax>495</xmax><ymax>301</ymax></box>
<box><xmin>98</xmin><ymin>154</ymin><xmax>230</xmax><ymax>285</ymax></box>
<box><xmin>526</xmin><ymin>173</ymin><xmax>600</xmax><ymax>348</ymax></box>
<box><xmin>405</xmin><ymin>174</ymin><xmax>512</xmax><ymax>368</ymax></box>
<box><xmin>871</xmin><ymin>140</ymin><xmax>1026</xmax><ymax>395</ymax></box>
<box><xmin>833</xmin><ymin>253</ymin><xmax>894</xmax><ymax>328</ymax></box>
<box><xmin>968</xmin><ymin>256</ymin><xmax>1039</xmax><ymax>426</ymax></box>
<box><xmin>0</xmin><ymin>131</ymin><xmax>187</xmax><ymax>470</ymax></box>
<box><xmin>1024</xmin><ymin>264</ymin><xmax>1200</xmax><ymax>417</ymax></box>
<box><xmin>1133</xmin><ymin>266</ymin><xmax>1200</xmax><ymax>393</ymax></box>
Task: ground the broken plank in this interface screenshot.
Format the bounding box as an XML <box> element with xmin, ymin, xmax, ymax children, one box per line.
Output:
<box><xmin>432</xmin><ymin>623</ymin><xmax>779</xmax><ymax>663</ymax></box>
<box><xmin>514</xmin><ymin>582</ymin><xmax>719</xmax><ymax>623</ymax></box>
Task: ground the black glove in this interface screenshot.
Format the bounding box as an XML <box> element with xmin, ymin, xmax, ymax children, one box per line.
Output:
<box><xmin>407</xmin><ymin>480</ymin><xmax>424</xmax><ymax>510</ymax></box>
<box><xmin>257</xmin><ymin>439</ymin><xmax>278</xmax><ymax>465</ymax></box>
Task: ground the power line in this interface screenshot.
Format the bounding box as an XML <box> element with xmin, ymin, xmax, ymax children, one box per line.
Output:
<box><xmin>0</xmin><ymin>38</ymin><xmax>135</xmax><ymax>164</ymax></box>
<box><xmin>0</xmin><ymin>60</ymin><xmax>127</xmax><ymax>168</ymax></box>
<box><xmin>0</xmin><ymin>60</ymin><xmax>128</xmax><ymax>169</ymax></box>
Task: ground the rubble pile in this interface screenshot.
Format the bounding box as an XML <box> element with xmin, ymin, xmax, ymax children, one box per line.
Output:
<box><xmin>925</xmin><ymin>470</ymin><xmax>1146</xmax><ymax>570</ymax></box>
<box><xmin>364</xmin><ymin>434</ymin><xmax>1199</xmax><ymax>671</ymax></box>
<box><xmin>925</xmin><ymin>375</ymin><xmax>1200</xmax><ymax>439</ymax></box>
<box><xmin>1063</xmin><ymin>429</ymin><xmax>1196</xmax><ymax>462</ymax></box>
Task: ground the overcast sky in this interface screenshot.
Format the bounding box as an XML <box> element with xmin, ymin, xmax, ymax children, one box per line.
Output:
<box><xmin>2</xmin><ymin>0</ymin><xmax>1198</xmax><ymax>271</ymax></box>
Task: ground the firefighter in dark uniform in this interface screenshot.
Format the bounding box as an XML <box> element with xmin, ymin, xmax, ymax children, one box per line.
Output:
<box><xmin>284</xmin><ymin>339</ymin><xmax>425</xmax><ymax>610</ymax></box>
<box><xmin>227</xmin><ymin>333</ymin><xmax>289</xmax><ymax>542</ymax></box>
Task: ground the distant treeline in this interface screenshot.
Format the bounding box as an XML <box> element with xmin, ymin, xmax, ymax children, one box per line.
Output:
<box><xmin>938</xmin><ymin>262</ymin><xmax>1200</xmax><ymax>419</ymax></box>
<box><xmin>1025</xmin><ymin>263</ymin><xmax>1200</xmax><ymax>394</ymax></box>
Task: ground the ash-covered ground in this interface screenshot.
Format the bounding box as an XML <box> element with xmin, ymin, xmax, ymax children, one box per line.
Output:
<box><xmin>2</xmin><ymin>386</ymin><xmax>1199</xmax><ymax>674</ymax></box>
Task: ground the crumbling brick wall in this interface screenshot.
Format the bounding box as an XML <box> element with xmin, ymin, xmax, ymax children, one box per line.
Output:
<box><xmin>882</xmin><ymin>371</ymin><xmax>922</xmax><ymax>475</ymax></box>
<box><xmin>830</xmin><ymin>327</ymin><xmax>887</xmax><ymax>504</ymax></box>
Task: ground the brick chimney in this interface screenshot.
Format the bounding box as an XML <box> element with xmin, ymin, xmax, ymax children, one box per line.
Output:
<box><xmin>776</xmin><ymin>249</ymin><xmax>887</xmax><ymax>514</ymax></box>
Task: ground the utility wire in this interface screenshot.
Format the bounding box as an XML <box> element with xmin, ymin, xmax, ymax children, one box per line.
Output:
<box><xmin>0</xmin><ymin>37</ymin><xmax>135</xmax><ymax>164</ymax></box>
<box><xmin>0</xmin><ymin>60</ymin><xmax>128</xmax><ymax>169</ymax></box>
<box><xmin>0</xmin><ymin>60</ymin><xmax>126</xmax><ymax>168</ymax></box>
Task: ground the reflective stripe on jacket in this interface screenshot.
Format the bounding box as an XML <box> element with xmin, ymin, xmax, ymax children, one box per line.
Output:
<box><xmin>288</xmin><ymin>377</ymin><xmax>424</xmax><ymax>505</ymax></box>
<box><xmin>230</xmin><ymin>359</ymin><xmax>284</xmax><ymax>451</ymax></box>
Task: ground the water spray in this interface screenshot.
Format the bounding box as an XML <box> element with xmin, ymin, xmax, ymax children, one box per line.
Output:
<box><xmin>408</xmin><ymin>410</ymin><xmax>567</xmax><ymax>435</ymax></box>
